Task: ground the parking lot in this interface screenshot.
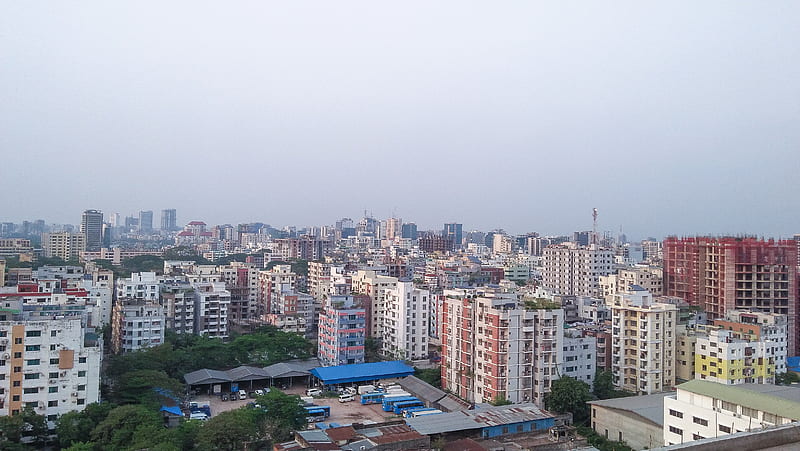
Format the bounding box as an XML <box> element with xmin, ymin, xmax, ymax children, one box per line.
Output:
<box><xmin>190</xmin><ymin>382</ymin><xmax>404</xmax><ymax>425</ymax></box>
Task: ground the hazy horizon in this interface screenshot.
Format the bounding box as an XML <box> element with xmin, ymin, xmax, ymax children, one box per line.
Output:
<box><xmin>2</xmin><ymin>1</ymin><xmax>799</xmax><ymax>240</ymax></box>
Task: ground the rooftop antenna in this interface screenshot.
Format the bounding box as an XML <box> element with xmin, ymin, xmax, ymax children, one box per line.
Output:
<box><xmin>592</xmin><ymin>208</ymin><xmax>598</xmax><ymax>245</ymax></box>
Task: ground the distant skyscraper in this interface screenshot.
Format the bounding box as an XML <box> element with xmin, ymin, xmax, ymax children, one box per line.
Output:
<box><xmin>384</xmin><ymin>217</ymin><xmax>402</xmax><ymax>239</ymax></box>
<box><xmin>138</xmin><ymin>210</ymin><xmax>153</xmax><ymax>233</ymax></box>
<box><xmin>444</xmin><ymin>223</ymin><xmax>463</xmax><ymax>250</ymax></box>
<box><xmin>80</xmin><ymin>209</ymin><xmax>103</xmax><ymax>251</ymax></box>
<box><xmin>161</xmin><ymin>209</ymin><xmax>177</xmax><ymax>231</ymax></box>
<box><xmin>401</xmin><ymin>223</ymin><xmax>418</xmax><ymax>240</ymax></box>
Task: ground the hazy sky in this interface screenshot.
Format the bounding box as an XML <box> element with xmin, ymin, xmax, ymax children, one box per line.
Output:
<box><xmin>2</xmin><ymin>2</ymin><xmax>798</xmax><ymax>239</ymax></box>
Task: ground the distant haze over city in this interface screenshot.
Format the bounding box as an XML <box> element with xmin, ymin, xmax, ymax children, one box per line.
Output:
<box><xmin>2</xmin><ymin>2</ymin><xmax>798</xmax><ymax>239</ymax></box>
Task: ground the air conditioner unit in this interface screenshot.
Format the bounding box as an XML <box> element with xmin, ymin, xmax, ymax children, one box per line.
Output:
<box><xmin>60</xmin><ymin>371</ymin><xmax>67</xmax><ymax>377</ymax></box>
<box><xmin>71</xmin><ymin>392</ymin><xmax>78</xmax><ymax>397</ymax></box>
<box><xmin>2</xmin><ymin>353</ymin><xmax>9</xmax><ymax>360</ymax></box>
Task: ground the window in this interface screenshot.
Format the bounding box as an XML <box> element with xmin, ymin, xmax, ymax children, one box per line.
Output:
<box><xmin>742</xmin><ymin>407</ymin><xmax>758</xmax><ymax>418</ymax></box>
<box><xmin>78</xmin><ymin>371</ymin><xmax>86</xmax><ymax>377</ymax></box>
<box><xmin>693</xmin><ymin>417</ymin><xmax>708</xmax><ymax>426</ymax></box>
<box><xmin>763</xmin><ymin>412</ymin><xmax>780</xmax><ymax>424</ymax></box>
<box><xmin>49</xmin><ymin>358</ymin><xmax>59</xmax><ymax>365</ymax></box>
<box><xmin>719</xmin><ymin>425</ymin><xmax>731</xmax><ymax>434</ymax></box>
<box><xmin>23</xmin><ymin>387</ymin><xmax>39</xmax><ymax>394</ymax></box>
<box><xmin>669</xmin><ymin>426</ymin><xmax>683</xmax><ymax>436</ymax></box>
<box><xmin>23</xmin><ymin>373</ymin><xmax>39</xmax><ymax>380</ymax></box>
<box><xmin>77</xmin><ymin>399</ymin><xmax>85</xmax><ymax>405</ymax></box>
<box><xmin>47</xmin><ymin>415</ymin><xmax>58</xmax><ymax>422</ymax></box>
<box><xmin>78</xmin><ymin>357</ymin><xmax>87</xmax><ymax>364</ymax></box>
<box><xmin>25</xmin><ymin>330</ymin><xmax>41</xmax><ymax>337</ymax></box>
<box><xmin>49</xmin><ymin>387</ymin><xmax>58</xmax><ymax>393</ymax></box>
<box><xmin>693</xmin><ymin>434</ymin><xmax>705</xmax><ymax>440</ymax></box>
<box><xmin>49</xmin><ymin>372</ymin><xmax>59</xmax><ymax>379</ymax></box>
<box><xmin>669</xmin><ymin>409</ymin><xmax>684</xmax><ymax>418</ymax></box>
<box><xmin>13</xmin><ymin>352</ymin><xmax>21</xmax><ymax>358</ymax></box>
<box><xmin>48</xmin><ymin>401</ymin><xmax>58</xmax><ymax>407</ymax></box>
<box><xmin>24</xmin><ymin>345</ymin><xmax>40</xmax><ymax>352</ymax></box>
<box><xmin>78</xmin><ymin>384</ymin><xmax>85</xmax><ymax>391</ymax></box>
<box><xmin>25</xmin><ymin>359</ymin><xmax>40</xmax><ymax>366</ymax></box>
<box><xmin>14</xmin><ymin>338</ymin><xmax>22</xmax><ymax>344</ymax></box>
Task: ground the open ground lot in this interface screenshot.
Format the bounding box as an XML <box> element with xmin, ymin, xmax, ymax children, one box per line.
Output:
<box><xmin>190</xmin><ymin>381</ymin><xmax>405</xmax><ymax>425</ymax></box>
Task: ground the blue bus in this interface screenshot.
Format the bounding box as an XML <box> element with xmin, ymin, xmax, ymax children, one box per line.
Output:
<box><xmin>403</xmin><ymin>407</ymin><xmax>438</xmax><ymax>418</ymax></box>
<box><xmin>304</xmin><ymin>405</ymin><xmax>331</xmax><ymax>422</ymax></box>
<box><xmin>393</xmin><ymin>400</ymin><xmax>425</xmax><ymax>415</ymax></box>
<box><xmin>360</xmin><ymin>392</ymin><xmax>385</xmax><ymax>405</ymax></box>
<box><xmin>382</xmin><ymin>396</ymin><xmax>418</xmax><ymax>412</ymax></box>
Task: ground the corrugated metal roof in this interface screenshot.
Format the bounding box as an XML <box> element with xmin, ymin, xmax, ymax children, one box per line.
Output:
<box><xmin>437</xmin><ymin>394</ymin><xmax>471</xmax><ymax>412</ymax></box>
<box><xmin>678</xmin><ymin>380</ymin><xmax>800</xmax><ymax>421</ymax></box>
<box><xmin>310</xmin><ymin>361</ymin><xmax>414</xmax><ymax>385</ymax></box>
<box><xmin>264</xmin><ymin>361</ymin><xmax>316</xmax><ymax>378</ymax></box>
<box><xmin>470</xmin><ymin>403</ymin><xmax>552</xmax><ymax>426</ymax></box>
<box><xmin>406</xmin><ymin>411</ymin><xmax>484</xmax><ymax>435</ymax></box>
<box><xmin>227</xmin><ymin>365</ymin><xmax>271</xmax><ymax>381</ymax></box>
<box><xmin>296</xmin><ymin>429</ymin><xmax>332</xmax><ymax>443</ymax></box>
<box><xmin>398</xmin><ymin>375</ymin><xmax>447</xmax><ymax>403</ymax></box>
<box><xmin>184</xmin><ymin>368</ymin><xmax>232</xmax><ymax>385</ymax></box>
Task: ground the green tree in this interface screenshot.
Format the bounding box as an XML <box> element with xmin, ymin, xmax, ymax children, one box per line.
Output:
<box><xmin>113</xmin><ymin>369</ymin><xmax>185</xmax><ymax>407</ymax></box>
<box><xmin>196</xmin><ymin>408</ymin><xmax>265</xmax><ymax>451</ymax></box>
<box><xmin>775</xmin><ymin>371</ymin><xmax>800</xmax><ymax>385</ymax></box>
<box><xmin>415</xmin><ymin>367</ymin><xmax>442</xmax><ymax>388</ymax></box>
<box><xmin>0</xmin><ymin>413</ymin><xmax>24</xmax><ymax>445</ymax></box>
<box><xmin>490</xmin><ymin>395</ymin><xmax>512</xmax><ymax>406</ymax></box>
<box><xmin>256</xmin><ymin>390</ymin><xmax>308</xmax><ymax>441</ymax></box>
<box><xmin>593</xmin><ymin>369</ymin><xmax>614</xmax><ymax>399</ymax></box>
<box><xmin>64</xmin><ymin>442</ymin><xmax>96</xmax><ymax>451</ymax></box>
<box><xmin>56</xmin><ymin>402</ymin><xmax>116</xmax><ymax>449</ymax></box>
<box><xmin>90</xmin><ymin>404</ymin><xmax>163</xmax><ymax>450</ymax></box>
<box><xmin>544</xmin><ymin>376</ymin><xmax>592</xmax><ymax>423</ymax></box>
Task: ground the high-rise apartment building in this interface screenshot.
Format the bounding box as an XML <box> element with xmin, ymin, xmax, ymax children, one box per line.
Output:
<box><xmin>0</xmin><ymin>316</ymin><xmax>102</xmax><ymax>426</ymax></box>
<box><xmin>611</xmin><ymin>287</ymin><xmax>677</xmax><ymax>394</ymax></box>
<box><xmin>379</xmin><ymin>281</ymin><xmax>429</xmax><ymax>361</ymax></box>
<box><xmin>138</xmin><ymin>210</ymin><xmax>153</xmax><ymax>233</ymax></box>
<box><xmin>160</xmin><ymin>209</ymin><xmax>177</xmax><ymax>231</ymax></box>
<box><xmin>384</xmin><ymin>218</ymin><xmax>402</xmax><ymax>240</ymax></box>
<box><xmin>111</xmin><ymin>299</ymin><xmax>165</xmax><ymax>353</ymax></box>
<box><xmin>663</xmin><ymin>236</ymin><xmax>798</xmax><ymax>355</ymax></box>
<box><xmin>401</xmin><ymin>223</ymin><xmax>418</xmax><ymax>240</ymax></box>
<box><xmin>80</xmin><ymin>210</ymin><xmax>103</xmax><ymax>252</ymax></box>
<box><xmin>441</xmin><ymin>293</ymin><xmax>564</xmax><ymax>406</ymax></box>
<box><xmin>42</xmin><ymin>232</ymin><xmax>85</xmax><ymax>261</ymax></box>
<box><xmin>444</xmin><ymin>223</ymin><xmax>463</xmax><ymax>250</ymax></box>
<box><xmin>542</xmin><ymin>244</ymin><xmax>615</xmax><ymax>297</ymax></box>
<box><xmin>317</xmin><ymin>295</ymin><xmax>366</xmax><ymax>366</ymax></box>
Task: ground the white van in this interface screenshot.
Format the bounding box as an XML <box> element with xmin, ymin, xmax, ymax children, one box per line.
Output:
<box><xmin>238</xmin><ymin>389</ymin><xmax>248</xmax><ymax>400</ymax></box>
<box><xmin>189</xmin><ymin>412</ymin><xmax>209</xmax><ymax>421</ymax></box>
<box><xmin>338</xmin><ymin>394</ymin><xmax>355</xmax><ymax>403</ymax></box>
<box><xmin>306</xmin><ymin>388</ymin><xmax>323</xmax><ymax>397</ymax></box>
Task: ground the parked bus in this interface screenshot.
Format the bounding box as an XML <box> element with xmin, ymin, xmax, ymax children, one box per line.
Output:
<box><xmin>304</xmin><ymin>405</ymin><xmax>331</xmax><ymax>422</ymax></box>
<box><xmin>359</xmin><ymin>392</ymin><xmax>385</xmax><ymax>405</ymax></box>
<box><xmin>382</xmin><ymin>396</ymin><xmax>418</xmax><ymax>412</ymax></box>
<box><xmin>393</xmin><ymin>400</ymin><xmax>425</xmax><ymax>415</ymax></box>
<box><xmin>411</xmin><ymin>409</ymin><xmax>442</xmax><ymax>417</ymax></box>
<box><xmin>403</xmin><ymin>407</ymin><xmax>438</xmax><ymax>418</ymax></box>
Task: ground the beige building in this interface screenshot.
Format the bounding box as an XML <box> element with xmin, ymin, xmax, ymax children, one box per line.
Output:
<box><xmin>601</xmin><ymin>266</ymin><xmax>663</xmax><ymax>298</ymax></box>
<box><xmin>589</xmin><ymin>393</ymin><xmax>670</xmax><ymax>450</ymax></box>
<box><xmin>42</xmin><ymin>232</ymin><xmax>85</xmax><ymax>261</ymax></box>
<box><xmin>351</xmin><ymin>270</ymin><xmax>398</xmax><ymax>337</ymax></box>
<box><xmin>611</xmin><ymin>286</ymin><xmax>677</xmax><ymax>394</ymax></box>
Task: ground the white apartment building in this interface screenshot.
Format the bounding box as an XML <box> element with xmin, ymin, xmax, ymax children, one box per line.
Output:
<box><xmin>562</xmin><ymin>331</ymin><xmax>596</xmax><ymax>387</ymax></box>
<box><xmin>111</xmin><ymin>299</ymin><xmax>165</xmax><ymax>353</ymax></box>
<box><xmin>161</xmin><ymin>282</ymin><xmax>196</xmax><ymax>335</ymax></box>
<box><xmin>258</xmin><ymin>265</ymin><xmax>297</xmax><ymax>314</ymax></box>
<box><xmin>115</xmin><ymin>272</ymin><xmax>160</xmax><ymax>302</ymax></box>
<box><xmin>441</xmin><ymin>293</ymin><xmax>564</xmax><ymax>406</ymax></box>
<box><xmin>0</xmin><ymin>317</ymin><xmax>102</xmax><ymax>427</ymax></box>
<box><xmin>351</xmin><ymin>270</ymin><xmax>398</xmax><ymax>337</ymax></box>
<box><xmin>663</xmin><ymin>380</ymin><xmax>800</xmax><ymax>446</ymax></box>
<box><xmin>379</xmin><ymin>281</ymin><xmax>429</xmax><ymax>361</ymax></box>
<box><xmin>611</xmin><ymin>286</ymin><xmax>677</xmax><ymax>394</ymax></box>
<box><xmin>542</xmin><ymin>244</ymin><xmax>614</xmax><ymax>297</ymax></box>
<box><xmin>308</xmin><ymin>261</ymin><xmax>332</xmax><ymax>301</ymax></box>
<box><xmin>218</xmin><ymin>263</ymin><xmax>259</xmax><ymax>323</ymax></box>
<box><xmin>192</xmin><ymin>282</ymin><xmax>230</xmax><ymax>339</ymax></box>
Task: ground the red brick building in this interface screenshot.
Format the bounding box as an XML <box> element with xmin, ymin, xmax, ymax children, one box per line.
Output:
<box><xmin>663</xmin><ymin>237</ymin><xmax>798</xmax><ymax>354</ymax></box>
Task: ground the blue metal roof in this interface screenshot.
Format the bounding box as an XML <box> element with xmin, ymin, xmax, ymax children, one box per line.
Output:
<box><xmin>310</xmin><ymin>361</ymin><xmax>414</xmax><ymax>385</ymax></box>
<box><xmin>160</xmin><ymin>405</ymin><xmax>183</xmax><ymax>416</ymax></box>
